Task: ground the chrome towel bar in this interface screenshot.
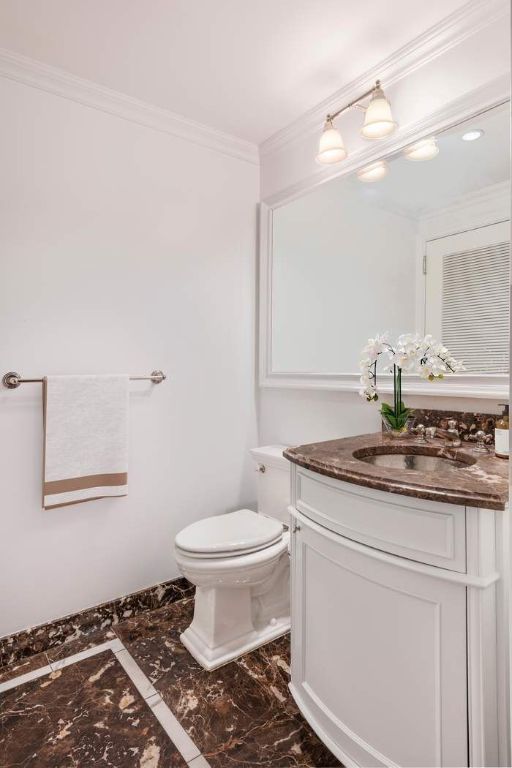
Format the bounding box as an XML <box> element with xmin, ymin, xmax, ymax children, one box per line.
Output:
<box><xmin>2</xmin><ymin>370</ymin><xmax>166</xmax><ymax>389</ymax></box>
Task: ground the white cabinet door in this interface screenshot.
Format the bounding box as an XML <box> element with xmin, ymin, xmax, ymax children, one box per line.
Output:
<box><xmin>290</xmin><ymin>511</ymin><xmax>468</xmax><ymax>768</ymax></box>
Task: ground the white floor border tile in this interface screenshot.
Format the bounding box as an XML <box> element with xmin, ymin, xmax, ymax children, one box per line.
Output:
<box><xmin>0</xmin><ymin>662</ymin><xmax>53</xmax><ymax>693</ymax></box>
<box><xmin>0</xmin><ymin>637</ymin><xmax>208</xmax><ymax>767</ymax></box>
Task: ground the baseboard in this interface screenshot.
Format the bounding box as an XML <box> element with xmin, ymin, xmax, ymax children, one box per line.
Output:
<box><xmin>0</xmin><ymin>577</ymin><xmax>194</xmax><ymax>668</ymax></box>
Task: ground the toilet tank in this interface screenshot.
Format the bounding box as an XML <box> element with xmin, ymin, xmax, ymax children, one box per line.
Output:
<box><xmin>250</xmin><ymin>445</ymin><xmax>290</xmax><ymax>525</ymax></box>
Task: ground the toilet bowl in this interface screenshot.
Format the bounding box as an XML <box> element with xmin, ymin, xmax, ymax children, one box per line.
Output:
<box><xmin>174</xmin><ymin>446</ymin><xmax>290</xmax><ymax>670</ymax></box>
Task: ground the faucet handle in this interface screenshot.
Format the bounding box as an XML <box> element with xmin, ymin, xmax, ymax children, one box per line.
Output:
<box><xmin>446</xmin><ymin>419</ymin><xmax>462</xmax><ymax>447</ymax></box>
<box><xmin>415</xmin><ymin>424</ymin><xmax>426</xmax><ymax>443</ymax></box>
<box><xmin>425</xmin><ymin>426</ymin><xmax>437</xmax><ymax>440</ymax></box>
<box><xmin>473</xmin><ymin>430</ymin><xmax>487</xmax><ymax>454</ymax></box>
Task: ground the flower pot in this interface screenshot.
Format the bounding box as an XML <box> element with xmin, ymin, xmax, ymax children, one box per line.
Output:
<box><xmin>381</xmin><ymin>417</ymin><xmax>412</xmax><ymax>438</ymax></box>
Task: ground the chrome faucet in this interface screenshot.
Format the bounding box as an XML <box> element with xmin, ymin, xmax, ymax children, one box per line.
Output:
<box><xmin>414</xmin><ymin>420</ymin><xmax>461</xmax><ymax>447</ymax></box>
<box><xmin>437</xmin><ymin>419</ymin><xmax>461</xmax><ymax>448</ymax></box>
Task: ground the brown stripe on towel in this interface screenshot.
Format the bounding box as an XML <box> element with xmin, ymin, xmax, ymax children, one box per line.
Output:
<box><xmin>45</xmin><ymin>493</ymin><xmax>127</xmax><ymax>510</ymax></box>
<box><xmin>44</xmin><ymin>472</ymin><xmax>128</xmax><ymax>494</ymax></box>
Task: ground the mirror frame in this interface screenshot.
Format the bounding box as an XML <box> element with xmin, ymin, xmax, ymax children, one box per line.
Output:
<box><xmin>259</xmin><ymin>84</ymin><xmax>510</xmax><ymax>399</ymax></box>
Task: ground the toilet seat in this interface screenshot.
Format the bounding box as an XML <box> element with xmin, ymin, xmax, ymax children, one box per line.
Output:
<box><xmin>175</xmin><ymin>508</ymin><xmax>283</xmax><ymax>559</ymax></box>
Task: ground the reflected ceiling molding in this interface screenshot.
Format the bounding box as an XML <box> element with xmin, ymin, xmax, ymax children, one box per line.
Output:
<box><xmin>418</xmin><ymin>179</ymin><xmax>510</xmax><ymax>238</ymax></box>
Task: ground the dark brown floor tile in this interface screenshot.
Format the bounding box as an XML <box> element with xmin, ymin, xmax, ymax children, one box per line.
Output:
<box><xmin>160</xmin><ymin>660</ymin><xmax>282</xmax><ymax>756</ymax></box>
<box><xmin>125</xmin><ymin>605</ymin><xmax>342</xmax><ymax>767</ymax></box>
<box><xmin>0</xmin><ymin>651</ymin><xmax>49</xmax><ymax>685</ymax></box>
<box><xmin>127</xmin><ymin>629</ymin><xmax>203</xmax><ymax>685</ymax></box>
<box><xmin>115</xmin><ymin>597</ymin><xmax>199</xmax><ymax>684</ymax></box>
<box><xmin>46</xmin><ymin>626</ymin><xmax>117</xmax><ymax>663</ymax></box>
<box><xmin>235</xmin><ymin>633</ymin><xmax>298</xmax><ymax>716</ymax></box>
<box><xmin>0</xmin><ymin>649</ymin><xmax>187</xmax><ymax>768</ymax></box>
<box><xmin>205</xmin><ymin>710</ymin><xmax>342</xmax><ymax>767</ymax></box>
<box><xmin>115</xmin><ymin>597</ymin><xmax>195</xmax><ymax>645</ymax></box>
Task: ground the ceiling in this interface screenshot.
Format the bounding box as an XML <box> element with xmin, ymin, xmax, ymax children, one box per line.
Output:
<box><xmin>0</xmin><ymin>0</ymin><xmax>469</xmax><ymax>144</ymax></box>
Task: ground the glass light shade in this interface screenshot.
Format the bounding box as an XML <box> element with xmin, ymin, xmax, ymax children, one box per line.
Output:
<box><xmin>361</xmin><ymin>87</ymin><xmax>397</xmax><ymax>139</ymax></box>
<box><xmin>403</xmin><ymin>137</ymin><xmax>439</xmax><ymax>161</ymax></box>
<box><xmin>316</xmin><ymin>122</ymin><xmax>347</xmax><ymax>164</ymax></box>
<box><xmin>357</xmin><ymin>160</ymin><xmax>389</xmax><ymax>182</ymax></box>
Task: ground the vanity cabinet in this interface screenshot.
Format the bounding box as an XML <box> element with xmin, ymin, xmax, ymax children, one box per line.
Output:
<box><xmin>289</xmin><ymin>466</ymin><xmax>506</xmax><ymax>768</ymax></box>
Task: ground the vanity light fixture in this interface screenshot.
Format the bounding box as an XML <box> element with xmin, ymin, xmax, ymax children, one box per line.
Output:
<box><xmin>403</xmin><ymin>137</ymin><xmax>439</xmax><ymax>161</ymax></box>
<box><xmin>360</xmin><ymin>84</ymin><xmax>397</xmax><ymax>139</ymax></box>
<box><xmin>316</xmin><ymin>119</ymin><xmax>347</xmax><ymax>164</ymax></box>
<box><xmin>462</xmin><ymin>128</ymin><xmax>484</xmax><ymax>141</ymax></box>
<box><xmin>316</xmin><ymin>80</ymin><xmax>397</xmax><ymax>165</ymax></box>
<box><xmin>357</xmin><ymin>160</ymin><xmax>389</xmax><ymax>182</ymax></box>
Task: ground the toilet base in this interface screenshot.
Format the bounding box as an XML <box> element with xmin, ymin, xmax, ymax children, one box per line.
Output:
<box><xmin>180</xmin><ymin>615</ymin><xmax>290</xmax><ymax>671</ymax></box>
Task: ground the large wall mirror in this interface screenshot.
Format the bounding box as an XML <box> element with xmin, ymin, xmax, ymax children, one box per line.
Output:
<box><xmin>260</xmin><ymin>103</ymin><xmax>510</xmax><ymax>397</ymax></box>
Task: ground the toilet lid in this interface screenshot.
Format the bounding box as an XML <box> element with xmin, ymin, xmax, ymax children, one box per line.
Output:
<box><xmin>175</xmin><ymin>509</ymin><xmax>283</xmax><ymax>557</ymax></box>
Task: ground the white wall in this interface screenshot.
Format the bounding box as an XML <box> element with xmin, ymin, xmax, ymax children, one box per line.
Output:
<box><xmin>0</xmin><ymin>77</ymin><xmax>259</xmax><ymax>637</ymax></box>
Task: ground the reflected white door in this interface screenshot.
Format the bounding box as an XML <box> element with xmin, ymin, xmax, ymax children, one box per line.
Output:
<box><xmin>424</xmin><ymin>221</ymin><xmax>510</xmax><ymax>373</ymax></box>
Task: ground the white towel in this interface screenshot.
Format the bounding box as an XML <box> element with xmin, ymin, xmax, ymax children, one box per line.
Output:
<box><xmin>43</xmin><ymin>375</ymin><xmax>129</xmax><ymax>509</ymax></box>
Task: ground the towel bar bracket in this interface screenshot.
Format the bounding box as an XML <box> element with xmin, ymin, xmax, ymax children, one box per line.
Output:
<box><xmin>2</xmin><ymin>370</ymin><xmax>167</xmax><ymax>389</ymax></box>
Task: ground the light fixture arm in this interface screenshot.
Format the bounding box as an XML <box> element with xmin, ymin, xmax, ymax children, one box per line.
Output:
<box><xmin>326</xmin><ymin>80</ymin><xmax>381</xmax><ymax>123</ymax></box>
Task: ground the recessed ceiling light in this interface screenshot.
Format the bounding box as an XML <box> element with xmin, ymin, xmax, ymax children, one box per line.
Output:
<box><xmin>462</xmin><ymin>129</ymin><xmax>484</xmax><ymax>142</ymax></box>
<box><xmin>357</xmin><ymin>160</ymin><xmax>389</xmax><ymax>183</ymax></box>
<box><xmin>403</xmin><ymin>137</ymin><xmax>439</xmax><ymax>161</ymax></box>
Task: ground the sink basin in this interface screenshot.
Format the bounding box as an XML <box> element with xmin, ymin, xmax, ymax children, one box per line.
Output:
<box><xmin>353</xmin><ymin>448</ymin><xmax>476</xmax><ymax>472</ymax></box>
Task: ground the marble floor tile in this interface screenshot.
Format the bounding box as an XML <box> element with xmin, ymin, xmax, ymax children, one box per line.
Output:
<box><xmin>188</xmin><ymin>755</ymin><xmax>212</xmax><ymax>768</ymax></box>
<box><xmin>235</xmin><ymin>633</ymin><xmax>299</xmax><ymax>717</ymax></box>
<box><xmin>115</xmin><ymin>597</ymin><xmax>200</xmax><ymax>685</ymax></box>
<box><xmin>161</xmin><ymin>660</ymin><xmax>281</xmax><ymax>755</ymax></box>
<box><xmin>46</xmin><ymin>626</ymin><xmax>118</xmax><ymax>664</ymax></box>
<box><xmin>0</xmin><ymin>651</ymin><xmax>50</xmax><ymax>685</ymax></box>
<box><xmin>1</xmin><ymin>595</ymin><xmax>340</xmax><ymax>768</ymax></box>
<box><xmin>116</xmin><ymin>597</ymin><xmax>341</xmax><ymax>766</ymax></box>
<box><xmin>149</xmin><ymin>695</ymin><xmax>202</xmax><ymax>762</ymax></box>
<box><xmin>0</xmin><ymin>649</ymin><xmax>187</xmax><ymax>768</ymax></box>
<box><xmin>50</xmin><ymin>638</ymin><xmax>124</xmax><ymax>672</ymax></box>
<box><xmin>114</xmin><ymin>647</ymin><xmax>159</xmax><ymax>699</ymax></box>
<box><xmin>115</xmin><ymin>596</ymin><xmax>195</xmax><ymax>644</ymax></box>
<box><xmin>203</xmin><ymin>709</ymin><xmax>342</xmax><ymax>768</ymax></box>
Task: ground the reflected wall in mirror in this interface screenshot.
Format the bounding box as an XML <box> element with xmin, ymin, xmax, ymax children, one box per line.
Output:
<box><xmin>266</xmin><ymin>103</ymin><xmax>510</xmax><ymax>394</ymax></box>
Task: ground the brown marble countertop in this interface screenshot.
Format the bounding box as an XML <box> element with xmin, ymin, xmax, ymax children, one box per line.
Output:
<box><xmin>283</xmin><ymin>432</ymin><xmax>509</xmax><ymax>510</ymax></box>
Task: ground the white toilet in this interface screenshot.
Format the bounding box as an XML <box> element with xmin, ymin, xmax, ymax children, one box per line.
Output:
<box><xmin>174</xmin><ymin>445</ymin><xmax>290</xmax><ymax>670</ymax></box>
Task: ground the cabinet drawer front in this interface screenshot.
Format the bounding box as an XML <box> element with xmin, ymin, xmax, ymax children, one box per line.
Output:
<box><xmin>295</xmin><ymin>468</ymin><xmax>466</xmax><ymax>572</ymax></box>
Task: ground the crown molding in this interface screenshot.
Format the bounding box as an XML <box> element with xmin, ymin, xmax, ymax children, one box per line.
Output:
<box><xmin>260</xmin><ymin>0</ymin><xmax>509</xmax><ymax>159</ymax></box>
<box><xmin>419</xmin><ymin>179</ymin><xmax>510</xmax><ymax>223</ymax></box>
<box><xmin>264</xmin><ymin>73</ymin><xmax>510</xmax><ymax>208</ymax></box>
<box><xmin>0</xmin><ymin>47</ymin><xmax>259</xmax><ymax>165</ymax></box>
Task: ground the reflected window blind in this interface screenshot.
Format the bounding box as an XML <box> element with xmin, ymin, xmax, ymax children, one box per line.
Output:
<box><xmin>442</xmin><ymin>242</ymin><xmax>510</xmax><ymax>373</ymax></box>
